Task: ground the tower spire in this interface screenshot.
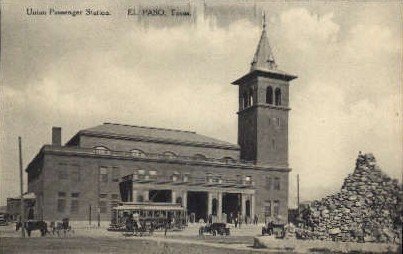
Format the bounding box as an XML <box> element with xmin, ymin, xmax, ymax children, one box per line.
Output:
<box><xmin>251</xmin><ymin>11</ymin><xmax>277</xmax><ymax>71</ymax></box>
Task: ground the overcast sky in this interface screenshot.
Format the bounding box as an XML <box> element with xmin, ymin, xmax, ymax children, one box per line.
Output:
<box><xmin>1</xmin><ymin>0</ymin><xmax>401</xmax><ymax>206</ymax></box>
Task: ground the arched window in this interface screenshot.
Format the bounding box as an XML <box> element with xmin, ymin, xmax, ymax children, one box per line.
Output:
<box><xmin>93</xmin><ymin>146</ymin><xmax>111</xmax><ymax>155</ymax></box>
<box><xmin>130</xmin><ymin>149</ymin><xmax>146</xmax><ymax>158</ymax></box>
<box><xmin>275</xmin><ymin>88</ymin><xmax>282</xmax><ymax>106</ymax></box>
<box><xmin>243</xmin><ymin>92</ymin><xmax>248</xmax><ymax>108</ymax></box>
<box><xmin>266</xmin><ymin>86</ymin><xmax>273</xmax><ymax>104</ymax></box>
<box><xmin>249</xmin><ymin>88</ymin><xmax>254</xmax><ymax>106</ymax></box>
<box><xmin>163</xmin><ymin>151</ymin><xmax>177</xmax><ymax>158</ymax></box>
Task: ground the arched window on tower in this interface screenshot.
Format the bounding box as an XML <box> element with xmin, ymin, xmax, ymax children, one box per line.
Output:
<box><xmin>243</xmin><ymin>92</ymin><xmax>248</xmax><ymax>109</ymax></box>
<box><xmin>249</xmin><ymin>88</ymin><xmax>254</xmax><ymax>106</ymax></box>
<box><xmin>243</xmin><ymin>92</ymin><xmax>249</xmax><ymax>108</ymax></box>
<box><xmin>275</xmin><ymin>88</ymin><xmax>282</xmax><ymax>106</ymax></box>
<box><xmin>266</xmin><ymin>86</ymin><xmax>273</xmax><ymax>104</ymax></box>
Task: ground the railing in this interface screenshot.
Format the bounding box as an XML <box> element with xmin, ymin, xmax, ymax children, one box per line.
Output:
<box><xmin>47</xmin><ymin>145</ymin><xmax>255</xmax><ymax>166</ymax></box>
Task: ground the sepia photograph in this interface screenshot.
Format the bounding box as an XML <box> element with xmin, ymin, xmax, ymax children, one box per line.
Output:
<box><xmin>0</xmin><ymin>0</ymin><xmax>401</xmax><ymax>253</ymax></box>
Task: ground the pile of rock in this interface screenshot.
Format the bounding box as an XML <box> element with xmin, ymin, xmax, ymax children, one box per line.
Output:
<box><xmin>304</xmin><ymin>153</ymin><xmax>402</xmax><ymax>243</ymax></box>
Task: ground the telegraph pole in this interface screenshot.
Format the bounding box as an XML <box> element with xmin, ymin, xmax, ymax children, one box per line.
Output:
<box><xmin>19</xmin><ymin>137</ymin><xmax>25</xmax><ymax>238</ymax></box>
<box><xmin>297</xmin><ymin>174</ymin><xmax>300</xmax><ymax>214</ymax></box>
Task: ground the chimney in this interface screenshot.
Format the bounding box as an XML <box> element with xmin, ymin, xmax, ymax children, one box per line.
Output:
<box><xmin>52</xmin><ymin>127</ymin><xmax>62</xmax><ymax>146</ymax></box>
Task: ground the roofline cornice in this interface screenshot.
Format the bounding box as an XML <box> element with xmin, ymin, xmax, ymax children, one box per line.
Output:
<box><xmin>78</xmin><ymin>130</ymin><xmax>240</xmax><ymax>150</ymax></box>
<box><xmin>232</xmin><ymin>69</ymin><xmax>297</xmax><ymax>85</ymax></box>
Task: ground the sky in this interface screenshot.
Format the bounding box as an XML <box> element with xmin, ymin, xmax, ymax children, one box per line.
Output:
<box><xmin>0</xmin><ymin>0</ymin><xmax>401</xmax><ymax>207</ymax></box>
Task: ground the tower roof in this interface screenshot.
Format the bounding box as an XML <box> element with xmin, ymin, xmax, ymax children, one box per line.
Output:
<box><xmin>250</xmin><ymin>14</ymin><xmax>277</xmax><ymax>72</ymax></box>
<box><xmin>232</xmin><ymin>14</ymin><xmax>297</xmax><ymax>85</ymax></box>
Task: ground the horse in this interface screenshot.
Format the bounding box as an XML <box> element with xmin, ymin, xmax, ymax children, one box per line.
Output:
<box><xmin>16</xmin><ymin>220</ymin><xmax>49</xmax><ymax>237</ymax></box>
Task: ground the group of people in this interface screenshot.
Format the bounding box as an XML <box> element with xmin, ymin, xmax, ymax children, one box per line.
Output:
<box><xmin>227</xmin><ymin>213</ymin><xmax>260</xmax><ymax>227</ymax></box>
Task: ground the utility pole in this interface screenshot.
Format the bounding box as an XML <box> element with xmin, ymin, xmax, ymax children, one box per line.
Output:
<box><xmin>89</xmin><ymin>204</ymin><xmax>92</xmax><ymax>225</ymax></box>
<box><xmin>18</xmin><ymin>137</ymin><xmax>25</xmax><ymax>238</ymax></box>
<box><xmin>297</xmin><ymin>174</ymin><xmax>300</xmax><ymax>214</ymax></box>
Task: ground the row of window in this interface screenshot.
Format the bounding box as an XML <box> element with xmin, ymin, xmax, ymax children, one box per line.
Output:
<box><xmin>241</xmin><ymin>86</ymin><xmax>282</xmax><ymax>110</ymax></box>
<box><xmin>57</xmin><ymin>192</ymin><xmax>80</xmax><ymax>213</ymax></box>
<box><xmin>266</xmin><ymin>177</ymin><xmax>281</xmax><ymax>190</ymax></box>
<box><xmin>93</xmin><ymin>147</ymin><xmax>237</xmax><ymax>163</ymax></box>
<box><xmin>99</xmin><ymin>166</ymin><xmax>120</xmax><ymax>183</ymax></box>
<box><xmin>57</xmin><ymin>192</ymin><xmax>120</xmax><ymax>214</ymax></box>
<box><xmin>57</xmin><ymin>164</ymin><xmax>80</xmax><ymax>182</ymax></box>
<box><xmin>264</xmin><ymin>200</ymin><xmax>281</xmax><ymax>217</ymax></box>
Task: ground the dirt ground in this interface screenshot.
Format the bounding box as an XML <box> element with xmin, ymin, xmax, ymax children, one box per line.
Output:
<box><xmin>1</xmin><ymin>224</ymin><xmax>401</xmax><ymax>253</ymax></box>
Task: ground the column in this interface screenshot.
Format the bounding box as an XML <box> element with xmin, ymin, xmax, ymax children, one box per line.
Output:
<box><xmin>251</xmin><ymin>194</ymin><xmax>256</xmax><ymax>221</ymax></box>
<box><xmin>172</xmin><ymin>190</ymin><xmax>176</xmax><ymax>204</ymax></box>
<box><xmin>207</xmin><ymin>192</ymin><xmax>212</xmax><ymax>216</ymax></box>
<box><xmin>182</xmin><ymin>191</ymin><xmax>187</xmax><ymax>209</ymax></box>
<box><xmin>241</xmin><ymin>193</ymin><xmax>246</xmax><ymax>216</ymax></box>
<box><xmin>143</xmin><ymin>190</ymin><xmax>149</xmax><ymax>202</ymax></box>
<box><xmin>132</xmin><ymin>190</ymin><xmax>137</xmax><ymax>202</ymax></box>
<box><xmin>217</xmin><ymin>192</ymin><xmax>223</xmax><ymax>222</ymax></box>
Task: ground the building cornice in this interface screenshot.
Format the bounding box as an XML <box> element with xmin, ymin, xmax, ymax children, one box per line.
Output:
<box><xmin>79</xmin><ymin>131</ymin><xmax>240</xmax><ymax>151</ymax></box>
<box><xmin>40</xmin><ymin>145</ymin><xmax>291</xmax><ymax>173</ymax></box>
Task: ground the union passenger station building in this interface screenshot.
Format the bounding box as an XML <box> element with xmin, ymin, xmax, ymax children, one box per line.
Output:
<box><xmin>26</xmin><ymin>22</ymin><xmax>297</xmax><ymax>223</ymax></box>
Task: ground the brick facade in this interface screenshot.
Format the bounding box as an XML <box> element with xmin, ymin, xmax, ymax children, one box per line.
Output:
<box><xmin>26</xmin><ymin>24</ymin><xmax>296</xmax><ymax>224</ymax></box>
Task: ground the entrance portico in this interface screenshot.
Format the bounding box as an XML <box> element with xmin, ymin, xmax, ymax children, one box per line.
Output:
<box><xmin>120</xmin><ymin>173</ymin><xmax>256</xmax><ymax>223</ymax></box>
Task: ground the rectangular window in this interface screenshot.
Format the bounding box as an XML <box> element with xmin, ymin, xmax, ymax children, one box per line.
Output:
<box><xmin>99</xmin><ymin>167</ymin><xmax>108</xmax><ymax>183</ymax></box>
<box><xmin>274</xmin><ymin>177</ymin><xmax>281</xmax><ymax>190</ymax></box>
<box><xmin>266</xmin><ymin>177</ymin><xmax>272</xmax><ymax>190</ymax></box>
<box><xmin>99</xmin><ymin>201</ymin><xmax>108</xmax><ymax>214</ymax></box>
<box><xmin>71</xmin><ymin>166</ymin><xmax>81</xmax><ymax>182</ymax></box>
<box><xmin>111</xmin><ymin>167</ymin><xmax>120</xmax><ymax>182</ymax></box>
<box><xmin>58</xmin><ymin>192</ymin><xmax>66</xmax><ymax>197</ymax></box>
<box><xmin>264</xmin><ymin>201</ymin><xmax>272</xmax><ymax>217</ymax></box>
<box><xmin>57</xmin><ymin>199</ymin><xmax>66</xmax><ymax>213</ymax></box>
<box><xmin>71</xmin><ymin>200</ymin><xmax>79</xmax><ymax>213</ymax></box>
<box><xmin>99</xmin><ymin>193</ymin><xmax>108</xmax><ymax>199</ymax></box>
<box><xmin>71</xmin><ymin>192</ymin><xmax>80</xmax><ymax>198</ymax></box>
<box><xmin>58</xmin><ymin>170</ymin><xmax>68</xmax><ymax>180</ymax></box>
<box><xmin>274</xmin><ymin>200</ymin><xmax>280</xmax><ymax>216</ymax></box>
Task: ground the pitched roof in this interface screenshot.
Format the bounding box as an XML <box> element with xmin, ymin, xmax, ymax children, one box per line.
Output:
<box><xmin>80</xmin><ymin>123</ymin><xmax>238</xmax><ymax>148</ymax></box>
<box><xmin>233</xmin><ymin>15</ymin><xmax>297</xmax><ymax>84</ymax></box>
<box><xmin>250</xmin><ymin>15</ymin><xmax>277</xmax><ymax>72</ymax></box>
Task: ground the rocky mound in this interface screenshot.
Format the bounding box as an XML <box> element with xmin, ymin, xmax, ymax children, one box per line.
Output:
<box><xmin>305</xmin><ymin>153</ymin><xmax>402</xmax><ymax>243</ymax></box>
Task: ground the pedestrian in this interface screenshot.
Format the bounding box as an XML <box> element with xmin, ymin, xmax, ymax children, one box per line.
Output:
<box><xmin>254</xmin><ymin>214</ymin><xmax>258</xmax><ymax>225</ymax></box>
<box><xmin>164</xmin><ymin>219</ymin><xmax>169</xmax><ymax>237</ymax></box>
<box><xmin>239</xmin><ymin>214</ymin><xmax>242</xmax><ymax>229</ymax></box>
<box><xmin>234</xmin><ymin>216</ymin><xmax>238</xmax><ymax>228</ymax></box>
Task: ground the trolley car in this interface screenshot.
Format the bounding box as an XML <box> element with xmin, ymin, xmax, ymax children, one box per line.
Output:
<box><xmin>108</xmin><ymin>202</ymin><xmax>187</xmax><ymax>232</ymax></box>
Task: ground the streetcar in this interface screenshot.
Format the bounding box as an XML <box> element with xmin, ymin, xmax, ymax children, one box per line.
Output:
<box><xmin>108</xmin><ymin>202</ymin><xmax>187</xmax><ymax>232</ymax></box>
